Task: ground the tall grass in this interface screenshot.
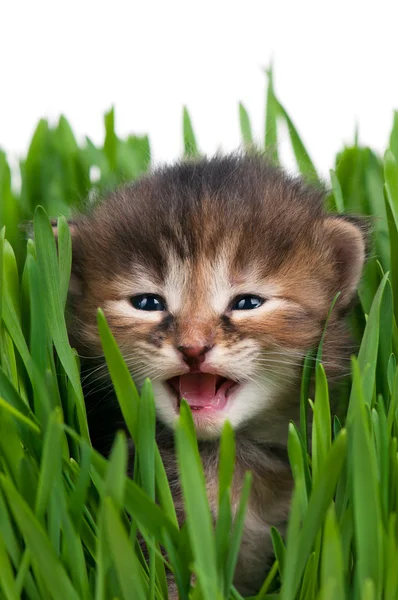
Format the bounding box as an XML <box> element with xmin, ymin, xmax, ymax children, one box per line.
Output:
<box><xmin>0</xmin><ymin>71</ymin><xmax>398</xmax><ymax>599</ymax></box>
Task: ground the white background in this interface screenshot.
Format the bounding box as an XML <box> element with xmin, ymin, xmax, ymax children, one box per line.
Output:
<box><xmin>1</xmin><ymin>0</ymin><xmax>398</xmax><ymax>178</ymax></box>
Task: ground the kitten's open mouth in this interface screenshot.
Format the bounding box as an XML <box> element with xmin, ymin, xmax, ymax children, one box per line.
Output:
<box><xmin>166</xmin><ymin>374</ymin><xmax>239</xmax><ymax>411</ymax></box>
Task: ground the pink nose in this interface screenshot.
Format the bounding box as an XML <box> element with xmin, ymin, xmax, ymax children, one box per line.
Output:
<box><xmin>178</xmin><ymin>345</ymin><xmax>211</xmax><ymax>365</ymax></box>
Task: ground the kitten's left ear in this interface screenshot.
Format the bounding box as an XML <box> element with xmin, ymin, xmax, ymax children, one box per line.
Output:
<box><xmin>323</xmin><ymin>215</ymin><xmax>368</xmax><ymax>308</ymax></box>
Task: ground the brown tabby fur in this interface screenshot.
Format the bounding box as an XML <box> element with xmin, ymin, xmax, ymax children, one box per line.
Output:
<box><xmin>63</xmin><ymin>154</ymin><xmax>367</xmax><ymax>596</ymax></box>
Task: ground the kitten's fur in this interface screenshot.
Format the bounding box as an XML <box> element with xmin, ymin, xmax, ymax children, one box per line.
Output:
<box><xmin>65</xmin><ymin>154</ymin><xmax>366</xmax><ymax>596</ymax></box>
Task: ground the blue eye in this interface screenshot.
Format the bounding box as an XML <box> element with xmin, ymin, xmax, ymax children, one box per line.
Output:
<box><xmin>131</xmin><ymin>294</ymin><xmax>166</xmax><ymax>311</ymax></box>
<box><xmin>231</xmin><ymin>295</ymin><xmax>264</xmax><ymax>311</ymax></box>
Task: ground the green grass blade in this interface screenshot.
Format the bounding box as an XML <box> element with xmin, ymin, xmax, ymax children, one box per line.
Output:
<box><xmin>215</xmin><ymin>491</ymin><xmax>232</xmax><ymax>593</ymax></box>
<box><xmin>390</xmin><ymin>111</ymin><xmax>398</xmax><ymax>164</ymax></box>
<box><xmin>83</xmin><ymin>441</ymin><xmax>179</xmax><ymax>544</ymax></box>
<box><xmin>26</xmin><ymin>253</ymin><xmax>49</xmax><ymax>376</ymax></box>
<box><xmin>350</xmin><ymin>272</ymin><xmax>389</xmax><ymax>410</ymax></box>
<box><xmin>105</xmin><ymin>431</ymin><xmax>128</xmax><ymax>510</ymax></box>
<box><xmin>288</xmin><ymin>422</ymin><xmax>309</xmax><ymax>513</ymax></box>
<box><xmin>312</xmin><ymin>364</ymin><xmax>331</xmax><ymax>484</ymax></box>
<box><xmin>298</xmin><ymin>552</ymin><xmax>316</xmax><ymax>600</ymax></box>
<box><xmin>224</xmin><ymin>471</ymin><xmax>252</xmax><ymax>594</ymax></box>
<box><xmin>271</xmin><ymin>526</ymin><xmax>286</xmax><ymax>580</ymax></box>
<box><xmin>239</xmin><ymin>103</ymin><xmax>254</xmax><ymax>147</ymax></box>
<box><xmin>300</xmin><ymin>348</ymin><xmax>315</xmax><ymax>454</ymax></box>
<box><xmin>57</xmin><ymin>216</ymin><xmax>72</xmax><ymax>310</ymax></box>
<box><xmin>1</xmin><ymin>476</ymin><xmax>80</xmax><ymax>600</ymax></box>
<box><xmin>138</xmin><ymin>379</ymin><xmax>158</xmax><ymax>600</ymax></box>
<box><xmin>350</xmin><ymin>358</ymin><xmax>383</xmax><ymax>597</ymax></box>
<box><xmin>61</xmin><ymin>512</ymin><xmax>90</xmax><ymax>599</ymax></box>
<box><xmin>97</xmin><ymin>309</ymin><xmax>178</xmax><ymax>526</ymax></box>
<box><xmin>264</xmin><ymin>67</ymin><xmax>279</xmax><ymax>163</ymax></box>
<box><xmin>0</xmin><ymin>227</ymin><xmax>4</xmax><ymax>324</ymax></box>
<box><xmin>137</xmin><ymin>379</ymin><xmax>156</xmax><ymax>501</ymax></box>
<box><xmin>274</xmin><ymin>97</ymin><xmax>318</xmax><ymax>180</ymax></box>
<box><xmin>68</xmin><ymin>445</ymin><xmax>92</xmax><ymax>529</ymax></box>
<box><xmin>215</xmin><ymin>421</ymin><xmax>235</xmax><ymax>590</ymax></box>
<box><xmin>104</xmin><ymin>497</ymin><xmax>148</xmax><ymax>600</ymax></box>
<box><xmin>316</xmin><ymin>293</ymin><xmax>341</xmax><ymax>366</ymax></box>
<box><xmin>384</xmin><ymin>149</ymin><xmax>398</xmax><ymax>318</ymax></box>
<box><xmin>183</xmin><ymin>107</ymin><xmax>199</xmax><ymax>158</ymax></box>
<box><xmin>0</xmin><ymin>365</ymin><xmax>36</xmax><ymax>418</ymax></box>
<box><xmin>218</xmin><ymin>420</ymin><xmax>235</xmax><ymax>503</ymax></box>
<box><xmin>33</xmin><ymin>206</ymin><xmax>88</xmax><ymax>438</ymax></box>
<box><xmin>3</xmin><ymin>240</ymin><xmax>20</xmax><ymax>322</ymax></box>
<box><xmin>0</xmin><ymin>397</ymin><xmax>40</xmax><ymax>435</ymax></box>
<box><xmin>97</xmin><ymin>309</ymin><xmax>139</xmax><ymax>438</ymax></box>
<box><xmin>0</xmin><ymin>532</ymin><xmax>19</xmax><ymax>600</ymax></box>
<box><xmin>282</xmin><ymin>429</ymin><xmax>347</xmax><ymax>599</ymax></box>
<box><xmin>329</xmin><ymin>169</ymin><xmax>345</xmax><ymax>213</ymax></box>
<box><xmin>176</xmin><ymin>401</ymin><xmax>219</xmax><ymax>600</ymax></box>
<box><xmin>35</xmin><ymin>410</ymin><xmax>64</xmax><ymax>520</ymax></box>
<box><xmin>320</xmin><ymin>506</ymin><xmax>345</xmax><ymax>600</ymax></box>
<box><xmin>104</xmin><ymin>107</ymin><xmax>118</xmax><ymax>171</ymax></box>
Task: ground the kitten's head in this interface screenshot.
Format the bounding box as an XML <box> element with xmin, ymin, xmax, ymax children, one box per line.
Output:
<box><xmin>65</xmin><ymin>155</ymin><xmax>367</xmax><ymax>441</ymax></box>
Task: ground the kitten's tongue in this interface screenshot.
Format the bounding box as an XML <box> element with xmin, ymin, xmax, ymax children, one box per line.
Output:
<box><xmin>178</xmin><ymin>374</ymin><xmax>234</xmax><ymax>410</ymax></box>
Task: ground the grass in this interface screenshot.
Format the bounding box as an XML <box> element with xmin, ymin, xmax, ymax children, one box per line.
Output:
<box><xmin>0</xmin><ymin>70</ymin><xmax>398</xmax><ymax>599</ymax></box>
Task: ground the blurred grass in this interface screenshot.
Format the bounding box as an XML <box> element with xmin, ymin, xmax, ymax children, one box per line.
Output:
<box><xmin>0</xmin><ymin>69</ymin><xmax>398</xmax><ymax>599</ymax></box>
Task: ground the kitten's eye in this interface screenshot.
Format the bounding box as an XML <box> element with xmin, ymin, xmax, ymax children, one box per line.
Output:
<box><xmin>231</xmin><ymin>295</ymin><xmax>264</xmax><ymax>311</ymax></box>
<box><xmin>131</xmin><ymin>294</ymin><xmax>166</xmax><ymax>311</ymax></box>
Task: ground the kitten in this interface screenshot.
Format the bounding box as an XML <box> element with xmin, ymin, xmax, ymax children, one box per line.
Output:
<box><xmin>64</xmin><ymin>154</ymin><xmax>366</xmax><ymax>595</ymax></box>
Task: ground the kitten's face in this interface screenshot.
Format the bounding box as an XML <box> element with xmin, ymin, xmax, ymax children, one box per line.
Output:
<box><xmin>96</xmin><ymin>252</ymin><xmax>314</xmax><ymax>439</ymax></box>
<box><xmin>67</xmin><ymin>157</ymin><xmax>366</xmax><ymax>440</ymax></box>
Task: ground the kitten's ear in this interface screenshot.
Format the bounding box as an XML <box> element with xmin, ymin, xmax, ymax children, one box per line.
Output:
<box><xmin>323</xmin><ymin>215</ymin><xmax>368</xmax><ymax>308</ymax></box>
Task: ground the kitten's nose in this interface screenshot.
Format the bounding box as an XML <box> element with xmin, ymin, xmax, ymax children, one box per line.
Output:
<box><xmin>178</xmin><ymin>345</ymin><xmax>211</xmax><ymax>366</ymax></box>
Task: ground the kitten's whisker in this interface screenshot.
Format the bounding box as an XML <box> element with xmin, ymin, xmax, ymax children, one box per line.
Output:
<box><xmin>129</xmin><ymin>369</ymin><xmax>166</xmax><ymax>384</ymax></box>
<box><xmin>255</xmin><ymin>371</ymin><xmax>300</xmax><ymax>383</ymax></box>
<box><xmin>127</xmin><ymin>363</ymin><xmax>162</xmax><ymax>377</ymax></box>
<box><xmin>84</xmin><ymin>379</ymin><xmax>115</xmax><ymax>398</ymax></box>
<box><xmin>254</xmin><ymin>360</ymin><xmax>308</xmax><ymax>371</ymax></box>
<box><xmin>82</xmin><ymin>365</ymin><xmax>153</xmax><ymax>389</ymax></box>
<box><xmin>262</xmin><ymin>351</ymin><xmax>353</xmax><ymax>363</ymax></box>
<box><xmin>100</xmin><ymin>387</ymin><xmax>120</xmax><ymax>403</ymax></box>
<box><xmin>82</xmin><ymin>372</ymin><xmax>110</xmax><ymax>390</ymax></box>
<box><xmin>265</xmin><ymin>347</ymin><xmax>357</xmax><ymax>356</ymax></box>
<box><xmin>255</xmin><ymin>358</ymin><xmax>305</xmax><ymax>367</ymax></box>
<box><xmin>81</xmin><ymin>363</ymin><xmax>109</xmax><ymax>386</ymax></box>
<box><xmin>255</xmin><ymin>356</ymin><xmax>350</xmax><ymax>369</ymax></box>
<box><xmin>243</xmin><ymin>374</ymin><xmax>276</xmax><ymax>396</ymax></box>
